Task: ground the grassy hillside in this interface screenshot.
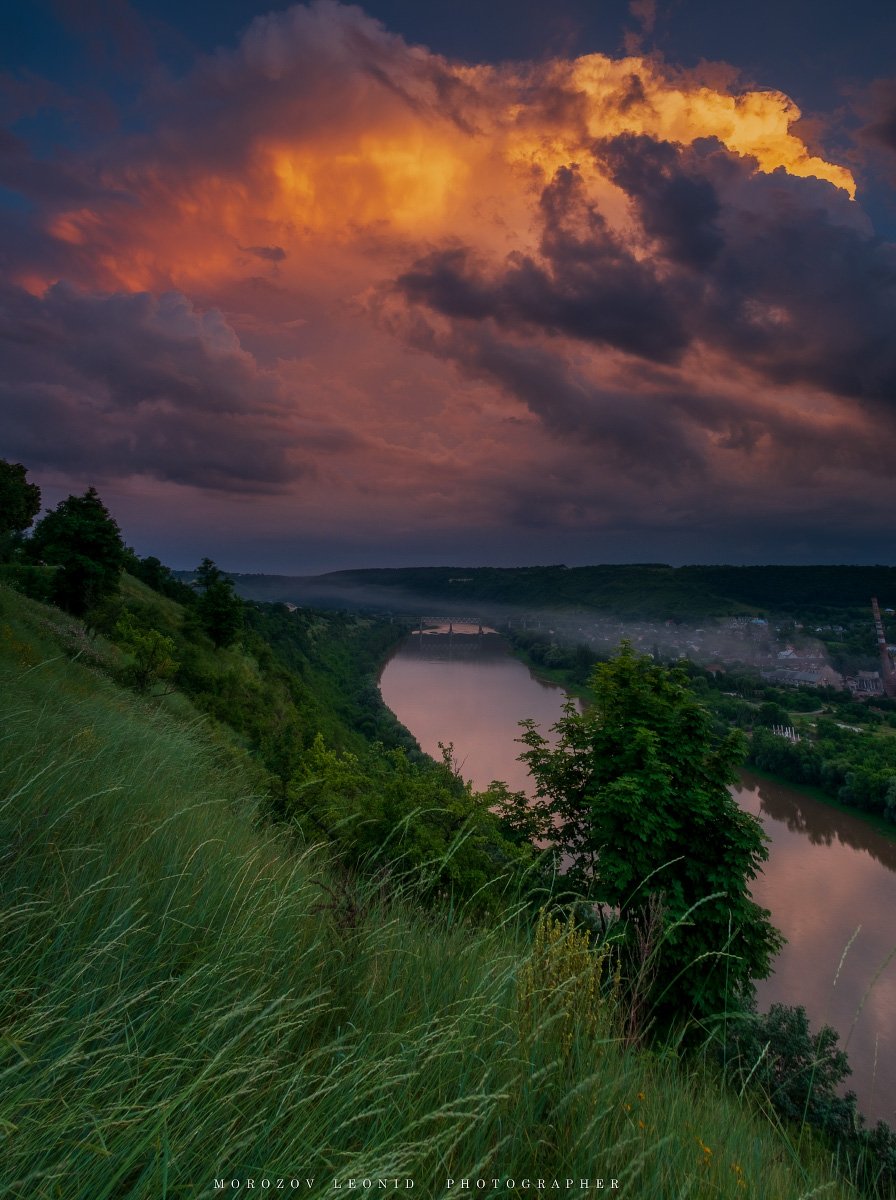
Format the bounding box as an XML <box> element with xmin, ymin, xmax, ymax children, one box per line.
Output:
<box><xmin>0</xmin><ymin>583</ymin><xmax>881</xmax><ymax>1198</ymax></box>
<box><xmin>115</xmin><ymin>571</ymin><xmax>416</xmax><ymax>765</ymax></box>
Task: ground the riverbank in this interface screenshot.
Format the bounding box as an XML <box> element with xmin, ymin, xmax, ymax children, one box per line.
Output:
<box><xmin>505</xmin><ymin>642</ymin><xmax>593</xmax><ymax>703</ymax></box>
<box><xmin>743</xmin><ymin>763</ymin><xmax>896</xmax><ymax>841</ymax></box>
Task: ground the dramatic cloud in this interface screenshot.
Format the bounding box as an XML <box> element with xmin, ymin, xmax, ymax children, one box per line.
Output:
<box><xmin>623</xmin><ymin>0</ymin><xmax>657</xmax><ymax>55</ymax></box>
<box><xmin>0</xmin><ymin>282</ymin><xmax>358</xmax><ymax>491</ymax></box>
<box><xmin>397</xmin><ymin>132</ymin><xmax>895</xmax><ymax>404</ymax></box>
<box><xmin>389</xmin><ymin>129</ymin><xmax>896</xmax><ymax>517</ymax></box>
<box><xmin>1</xmin><ymin>0</ymin><xmax>893</xmax><ymax>566</ymax></box>
<box><xmin>397</xmin><ymin>165</ymin><xmax>691</xmax><ymax>362</ymax></box>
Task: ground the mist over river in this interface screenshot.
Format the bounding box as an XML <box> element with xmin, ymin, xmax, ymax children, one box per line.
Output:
<box><xmin>380</xmin><ymin>629</ymin><xmax>896</xmax><ymax>1125</ymax></box>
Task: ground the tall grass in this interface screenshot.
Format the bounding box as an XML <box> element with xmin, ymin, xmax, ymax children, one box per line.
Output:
<box><xmin>0</xmin><ymin>588</ymin><xmax>860</xmax><ymax>1198</ymax></box>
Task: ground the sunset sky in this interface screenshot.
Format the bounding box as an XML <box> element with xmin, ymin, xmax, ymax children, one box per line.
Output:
<box><xmin>3</xmin><ymin>0</ymin><xmax>896</xmax><ymax>571</ymax></box>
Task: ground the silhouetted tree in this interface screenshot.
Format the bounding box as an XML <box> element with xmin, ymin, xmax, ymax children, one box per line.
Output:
<box><xmin>0</xmin><ymin>459</ymin><xmax>41</xmax><ymax>560</ymax></box>
<box><xmin>194</xmin><ymin>559</ymin><xmax>242</xmax><ymax>648</ymax></box>
<box><xmin>133</xmin><ymin>555</ymin><xmax>196</xmax><ymax>605</ymax></box>
<box><xmin>196</xmin><ymin>557</ymin><xmax>224</xmax><ymax>590</ymax></box>
<box><xmin>30</xmin><ymin>487</ymin><xmax>125</xmax><ymax>616</ymax></box>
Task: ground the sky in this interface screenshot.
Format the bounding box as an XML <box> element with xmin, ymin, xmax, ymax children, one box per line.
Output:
<box><xmin>2</xmin><ymin>0</ymin><xmax>896</xmax><ymax>572</ymax></box>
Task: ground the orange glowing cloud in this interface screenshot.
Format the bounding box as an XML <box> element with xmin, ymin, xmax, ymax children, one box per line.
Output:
<box><xmin>34</xmin><ymin>2</ymin><xmax>855</xmax><ymax>302</ymax></box>
<box><xmin>566</xmin><ymin>55</ymin><xmax>855</xmax><ymax>196</ymax></box>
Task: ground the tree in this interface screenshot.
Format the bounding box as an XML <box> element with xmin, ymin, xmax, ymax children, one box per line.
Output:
<box><xmin>756</xmin><ymin>700</ymin><xmax>790</xmax><ymax>728</ymax></box>
<box><xmin>500</xmin><ymin>643</ymin><xmax>783</xmax><ymax>1029</ymax></box>
<box><xmin>194</xmin><ymin>559</ymin><xmax>242</xmax><ymax>648</ymax></box>
<box><xmin>724</xmin><ymin>1003</ymin><xmax>856</xmax><ymax>1137</ymax></box>
<box><xmin>0</xmin><ymin>459</ymin><xmax>41</xmax><ymax>559</ymax></box>
<box><xmin>722</xmin><ymin>1002</ymin><xmax>896</xmax><ymax>1192</ymax></box>
<box><xmin>195</xmin><ymin>556</ymin><xmax>223</xmax><ymax>590</ymax></box>
<box><xmin>133</xmin><ymin>555</ymin><xmax>196</xmax><ymax>605</ymax></box>
<box><xmin>30</xmin><ymin>487</ymin><xmax>126</xmax><ymax>616</ymax></box>
<box><xmin>115</xmin><ymin>612</ymin><xmax>179</xmax><ymax>694</ymax></box>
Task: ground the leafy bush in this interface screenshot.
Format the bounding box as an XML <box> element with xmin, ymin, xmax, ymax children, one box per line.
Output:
<box><xmin>115</xmin><ymin>611</ymin><xmax>179</xmax><ymax>693</ymax></box>
<box><xmin>722</xmin><ymin>1004</ymin><xmax>896</xmax><ymax>1195</ymax></box>
<box><xmin>281</xmin><ymin>734</ymin><xmax>537</xmax><ymax>913</ymax></box>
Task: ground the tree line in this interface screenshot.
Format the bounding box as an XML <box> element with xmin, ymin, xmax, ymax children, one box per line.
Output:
<box><xmin>1</xmin><ymin>459</ymin><xmax>242</xmax><ymax>648</ymax></box>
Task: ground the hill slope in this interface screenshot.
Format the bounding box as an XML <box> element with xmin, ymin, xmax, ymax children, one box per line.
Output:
<box><xmin>0</xmin><ymin>583</ymin><xmax>871</xmax><ymax>1198</ymax></box>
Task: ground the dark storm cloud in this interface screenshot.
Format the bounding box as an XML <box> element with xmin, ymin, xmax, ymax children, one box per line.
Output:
<box><xmin>0</xmin><ymin>281</ymin><xmax>355</xmax><ymax>491</ymax></box>
<box><xmin>0</xmin><ymin>127</ymin><xmax>123</xmax><ymax>208</ymax></box>
<box><xmin>398</xmin><ymin>165</ymin><xmax>689</xmax><ymax>363</ymax></box>
<box><xmin>440</xmin><ymin>325</ymin><xmax>705</xmax><ymax>471</ymax></box>
<box><xmin>595</xmin><ymin>133</ymin><xmax>896</xmax><ymax>403</ymax></box>
<box><xmin>398</xmin><ymin>132</ymin><xmax>896</xmax><ymax>417</ymax></box>
<box><xmin>597</xmin><ymin>133</ymin><xmax>724</xmax><ymax>268</ymax></box>
<box><xmin>705</xmin><ymin>199</ymin><xmax>896</xmax><ymax>405</ymax></box>
<box><xmin>0</xmin><ymin>127</ymin><xmax>140</xmax><ymax>291</ymax></box>
<box><xmin>604</xmin><ymin>135</ymin><xmax>896</xmax><ymax>407</ymax></box>
<box><xmin>397</xmin><ymin>301</ymin><xmax>894</xmax><ymax>485</ymax></box>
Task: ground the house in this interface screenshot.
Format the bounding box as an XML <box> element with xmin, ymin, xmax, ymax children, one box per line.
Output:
<box><xmin>846</xmin><ymin>671</ymin><xmax>883</xmax><ymax>695</ymax></box>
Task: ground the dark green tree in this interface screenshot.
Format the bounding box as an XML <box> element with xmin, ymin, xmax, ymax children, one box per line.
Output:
<box><xmin>724</xmin><ymin>1004</ymin><xmax>856</xmax><ymax>1136</ymax></box>
<box><xmin>500</xmin><ymin>643</ymin><xmax>783</xmax><ymax>1029</ymax></box>
<box><xmin>0</xmin><ymin>459</ymin><xmax>41</xmax><ymax>560</ymax></box>
<box><xmin>133</xmin><ymin>555</ymin><xmax>196</xmax><ymax>605</ymax></box>
<box><xmin>195</xmin><ymin>556</ymin><xmax>223</xmax><ymax>590</ymax></box>
<box><xmin>722</xmin><ymin>1003</ymin><xmax>896</xmax><ymax>1193</ymax></box>
<box><xmin>756</xmin><ymin>700</ymin><xmax>791</xmax><ymax>728</ymax></box>
<box><xmin>195</xmin><ymin>559</ymin><xmax>242</xmax><ymax>648</ymax></box>
<box><xmin>30</xmin><ymin>487</ymin><xmax>126</xmax><ymax>616</ymax></box>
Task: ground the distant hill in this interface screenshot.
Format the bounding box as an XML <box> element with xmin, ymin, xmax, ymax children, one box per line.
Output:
<box><xmin>195</xmin><ymin>563</ymin><xmax>896</xmax><ymax>620</ymax></box>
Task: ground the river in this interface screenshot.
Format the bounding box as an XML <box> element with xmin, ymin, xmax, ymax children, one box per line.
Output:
<box><xmin>380</xmin><ymin>628</ymin><xmax>896</xmax><ymax>1125</ymax></box>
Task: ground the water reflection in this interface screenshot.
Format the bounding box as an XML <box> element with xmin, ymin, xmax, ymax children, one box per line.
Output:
<box><xmin>380</xmin><ymin>631</ymin><xmax>570</xmax><ymax>794</ymax></box>
<box><xmin>736</xmin><ymin>772</ymin><xmax>896</xmax><ymax>1125</ymax></box>
<box><xmin>746</xmin><ymin>772</ymin><xmax>896</xmax><ymax>872</ymax></box>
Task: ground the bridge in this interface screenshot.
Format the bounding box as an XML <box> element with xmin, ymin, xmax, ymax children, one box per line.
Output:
<box><xmin>414</xmin><ymin>617</ymin><xmax>497</xmax><ymax>634</ymax></box>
